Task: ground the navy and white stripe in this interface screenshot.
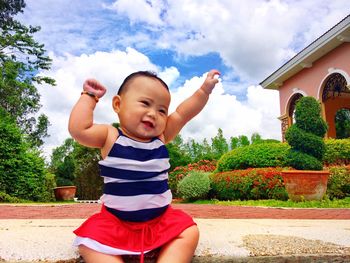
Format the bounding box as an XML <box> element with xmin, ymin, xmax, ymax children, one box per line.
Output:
<box><xmin>99</xmin><ymin>129</ymin><xmax>171</xmax><ymax>222</ymax></box>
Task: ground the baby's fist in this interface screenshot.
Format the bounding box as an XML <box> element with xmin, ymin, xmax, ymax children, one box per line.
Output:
<box><xmin>201</xmin><ymin>69</ymin><xmax>220</xmax><ymax>94</ymax></box>
<box><xmin>83</xmin><ymin>79</ymin><xmax>107</xmax><ymax>98</ymax></box>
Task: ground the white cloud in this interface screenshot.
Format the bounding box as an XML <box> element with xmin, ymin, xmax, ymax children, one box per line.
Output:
<box><xmin>19</xmin><ymin>0</ymin><xmax>350</xmax><ymax>85</ymax></box>
<box><xmin>108</xmin><ymin>0</ymin><xmax>350</xmax><ymax>82</ymax></box>
<box><xmin>38</xmin><ymin>48</ymin><xmax>159</xmax><ymax>158</ymax></box>
<box><xmin>158</xmin><ymin>66</ymin><xmax>180</xmax><ymax>87</ymax></box>
<box><xmin>169</xmin><ymin>72</ymin><xmax>281</xmax><ymax>144</ymax></box>
<box><xmin>174</xmin><ymin>0</ymin><xmax>348</xmax><ymax>82</ymax></box>
<box><xmin>17</xmin><ymin>0</ymin><xmax>108</xmax><ymax>55</ymax></box>
<box><xmin>107</xmin><ymin>0</ymin><xmax>165</xmax><ymax>26</ymax></box>
<box><xmin>39</xmin><ymin>49</ymin><xmax>281</xmax><ymax>159</ymax></box>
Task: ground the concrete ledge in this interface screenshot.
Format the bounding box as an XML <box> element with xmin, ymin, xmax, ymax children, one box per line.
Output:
<box><xmin>3</xmin><ymin>256</ymin><xmax>350</xmax><ymax>263</ymax></box>
<box><xmin>193</xmin><ymin>255</ymin><xmax>350</xmax><ymax>263</ymax></box>
<box><xmin>1</xmin><ymin>219</ymin><xmax>349</xmax><ymax>262</ymax></box>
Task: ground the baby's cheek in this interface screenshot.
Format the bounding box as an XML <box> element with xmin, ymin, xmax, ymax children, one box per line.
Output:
<box><xmin>159</xmin><ymin>120</ymin><xmax>167</xmax><ymax>130</ymax></box>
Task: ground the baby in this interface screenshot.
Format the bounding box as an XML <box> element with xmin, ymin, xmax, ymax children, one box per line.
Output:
<box><xmin>69</xmin><ymin>69</ymin><xmax>220</xmax><ymax>263</ymax></box>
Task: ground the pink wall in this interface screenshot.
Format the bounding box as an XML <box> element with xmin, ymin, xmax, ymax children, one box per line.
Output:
<box><xmin>279</xmin><ymin>42</ymin><xmax>350</xmax><ymax>115</ymax></box>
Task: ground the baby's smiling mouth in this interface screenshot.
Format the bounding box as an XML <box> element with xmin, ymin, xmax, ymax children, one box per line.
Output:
<box><xmin>142</xmin><ymin>121</ymin><xmax>154</xmax><ymax>128</ymax></box>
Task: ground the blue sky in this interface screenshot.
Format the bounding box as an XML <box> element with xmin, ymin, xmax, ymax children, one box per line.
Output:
<box><xmin>16</xmin><ymin>0</ymin><xmax>350</xmax><ymax>157</ymax></box>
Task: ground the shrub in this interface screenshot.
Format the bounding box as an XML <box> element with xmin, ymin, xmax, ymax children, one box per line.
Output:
<box><xmin>75</xmin><ymin>159</ymin><xmax>103</xmax><ymax>200</ymax></box>
<box><xmin>327</xmin><ymin>165</ymin><xmax>350</xmax><ymax>199</ymax></box>
<box><xmin>210</xmin><ymin>167</ymin><xmax>288</xmax><ymax>201</ymax></box>
<box><xmin>216</xmin><ymin>143</ymin><xmax>289</xmax><ymax>172</ymax></box>
<box><xmin>285</xmin><ymin>150</ymin><xmax>323</xmax><ymax>171</ymax></box>
<box><xmin>324</xmin><ymin>139</ymin><xmax>350</xmax><ymax>166</ymax></box>
<box><xmin>168</xmin><ymin>160</ymin><xmax>216</xmax><ymax>197</ymax></box>
<box><xmin>177</xmin><ymin>171</ymin><xmax>211</xmax><ymax>201</ymax></box>
<box><xmin>0</xmin><ymin>191</ymin><xmax>24</xmax><ymax>203</ymax></box>
<box><xmin>285</xmin><ymin>125</ymin><xmax>325</xmax><ymax>160</ymax></box>
<box><xmin>285</xmin><ymin>96</ymin><xmax>327</xmax><ymax>170</ymax></box>
<box><xmin>257</xmin><ymin>139</ymin><xmax>281</xmax><ymax>144</ymax></box>
<box><xmin>40</xmin><ymin>172</ymin><xmax>56</xmax><ymax>202</ymax></box>
<box><xmin>55</xmin><ymin>155</ymin><xmax>75</xmax><ymax>186</ymax></box>
<box><xmin>294</xmin><ymin>97</ymin><xmax>328</xmax><ymax>137</ymax></box>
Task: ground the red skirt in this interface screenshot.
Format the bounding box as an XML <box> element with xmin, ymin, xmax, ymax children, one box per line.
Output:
<box><xmin>73</xmin><ymin>205</ymin><xmax>196</xmax><ymax>254</ymax></box>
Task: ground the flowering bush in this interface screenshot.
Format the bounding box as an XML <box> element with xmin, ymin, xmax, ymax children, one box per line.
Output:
<box><xmin>210</xmin><ymin>167</ymin><xmax>288</xmax><ymax>201</ymax></box>
<box><xmin>169</xmin><ymin>160</ymin><xmax>217</xmax><ymax>197</ymax></box>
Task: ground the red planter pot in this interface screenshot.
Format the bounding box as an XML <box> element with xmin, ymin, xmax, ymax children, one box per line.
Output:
<box><xmin>54</xmin><ymin>186</ymin><xmax>77</xmax><ymax>201</ymax></box>
<box><xmin>281</xmin><ymin>170</ymin><xmax>329</xmax><ymax>201</ymax></box>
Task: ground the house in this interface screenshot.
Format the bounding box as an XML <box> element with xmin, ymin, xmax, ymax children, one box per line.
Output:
<box><xmin>260</xmin><ymin>15</ymin><xmax>350</xmax><ymax>141</ymax></box>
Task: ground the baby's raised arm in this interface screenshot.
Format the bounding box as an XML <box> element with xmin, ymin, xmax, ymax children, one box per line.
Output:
<box><xmin>68</xmin><ymin>79</ymin><xmax>109</xmax><ymax>148</ymax></box>
<box><xmin>163</xmin><ymin>69</ymin><xmax>220</xmax><ymax>143</ymax></box>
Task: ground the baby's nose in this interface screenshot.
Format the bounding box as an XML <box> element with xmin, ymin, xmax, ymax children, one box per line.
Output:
<box><xmin>147</xmin><ymin>108</ymin><xmax>156</xmax><ymax>117</ymax></box>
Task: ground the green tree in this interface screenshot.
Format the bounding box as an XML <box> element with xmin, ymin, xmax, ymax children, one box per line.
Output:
<box><xmin>186</xmin><ymin>139</ymin><xmax>205</xmax><ymax>161</ymax></box>
<box><xmin>0</xmin><ymin>0</ymin><xmax>55</xmax><ymax>148</ymax></box>
<box><xmin>251</xmin><ymin>132</ymin><xmax>262</xmax><ymax>144</ymax></box>
<box><xmin>73</xmin><ymin>144</ymin><xmax>103</xmax><ymax>200</ymax></box>
<box><xmin>230</xmin><ymin>136</ymin><xmax>239</xmax><ymax>150</ymax></box>
<box><xmin>112</xmin><ymin>122</ymin><xmax>120</xmax><ymax>129</ymax></box>
<box><xmin>49</xmin><ymin>138</ymin><xmax>75</xmax><ymax>187</ymax></box>
<box><xmin>0</xmin><ymin>0</ymin><xmax>25</xmax><ymax>27</ymax></box>
<box><xmin>50</xmin><ymin>138</ymin><xmax>103</xmax><ymax>199</ymax></box>
<box><xmin>238</xmin><ymin>135</ymin><xmax>250</xmax><ymax>147</ymax></box>
<box><xmin>49</xmin><ymin>138</ymin><xmax>75</xmax><ymax>172</ymax></box>
<box><xmin>55</xmin><ymin>156</ymin><xmax>75</xmax><ymax>186</ymax></box>
<box><xmin>166</xmin><ymin>135</ymin><xmax>191</xmax><ymax>170</ymax></box>
<box><xmin>211</xmin><ymin>128</ymin><xmax>228</xmax><ymax>160</ymax></box>
<box><xmin>201</xmin><ymin>138</ymin><xmax>214</xmax><ymax>160</ymax></box>
<box><xmin>0</xmin><ymin>108</ymin><xmax>49</xmax><ymax>200</ymax></box>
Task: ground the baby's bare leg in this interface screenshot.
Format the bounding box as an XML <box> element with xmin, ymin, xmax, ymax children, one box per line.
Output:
<box><xmin>157</xmin><ymin>225</ymin><xmax>199</xmax><ymax>263</ymax></box>
<box><xmin>78</xmin><ymin>245</ymin><xmax>124</xmax><ymax>263</ymax></box>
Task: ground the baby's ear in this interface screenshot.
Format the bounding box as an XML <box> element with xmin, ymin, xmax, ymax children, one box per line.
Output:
<box><xmin>112</xmin><ymin>95</ymin><xmax>121</xmax><ymax>113</ymax></box>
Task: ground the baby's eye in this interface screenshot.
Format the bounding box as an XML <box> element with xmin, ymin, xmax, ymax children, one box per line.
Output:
<box><xmin>159</xmin><ymin>109</ymin><xmax>167</xmax><ymax>115</ymax></box>
<box><xmin>140</xmin><ymin>100</ymin><xmax>150</xmax><ymax>106</ymax></box>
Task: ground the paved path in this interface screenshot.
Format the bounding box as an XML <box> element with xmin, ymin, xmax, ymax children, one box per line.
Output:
<box><xmin>1</xmin><ymin>203</ymin><xmax>350</xmax><ymax>262</ymax></box>
<box><xmin>1</xmin><ymin>203</ymin><xmax>350</xmax><ymax>219</ymax></box>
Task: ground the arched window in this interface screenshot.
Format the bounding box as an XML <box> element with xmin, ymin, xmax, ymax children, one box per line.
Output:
<box><xmin>322</xmin><ymin>73</ymin><xmax>349</xmax><ymax>102</ymax></box>
<box><xmin>288</xmin><ymin>93</ymin><xmax>303</xmax><ymax>124</ymax></box>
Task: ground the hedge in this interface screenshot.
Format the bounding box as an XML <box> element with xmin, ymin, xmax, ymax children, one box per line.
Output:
<box><xmin>324</xmin><ymin>139</ymin><xmax>350</xmax><ymax>166</ymax></box>
<box><xmin>216</xmin><ymin>139</ymin><xmax>350</xmax><ymax>172</ymax></box>
<box><xmin>210</xmin><ymin>167</ymin><xmax>288</xmax><ymax>201</ymax></box>
<box><xmin>216</xmin><ymin>143</ymin><xmax>289</xmax><ymax>172</ymax></box>
<box><xmin>327</xmin><ymin>165</ymin><xmax>350</xmax><ymax>199</ymax></box>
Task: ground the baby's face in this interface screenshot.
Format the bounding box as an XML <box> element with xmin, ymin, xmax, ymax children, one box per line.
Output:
<box><xmin>115</xmin><ymin>76</ymin><xmax>171</xmax><ymax>141</ymax></box>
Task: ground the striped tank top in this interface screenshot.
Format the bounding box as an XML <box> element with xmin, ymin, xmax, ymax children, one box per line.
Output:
<box><xmin>98</xmin><ymin>129</ymin><xmax>172</xmax><ymax>222</ymax></box>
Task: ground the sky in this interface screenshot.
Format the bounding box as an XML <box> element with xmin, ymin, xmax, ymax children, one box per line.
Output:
<box><xmin>16</xmin><ymin>0</ymin><xmax>350</xmax><ymax>159</ymax></box>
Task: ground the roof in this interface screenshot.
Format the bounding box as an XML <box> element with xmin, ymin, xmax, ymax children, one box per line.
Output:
<box><xmin>260</xmin><ymin>15</ymin><xmax>350</xmax><ymax>90</ymax></box>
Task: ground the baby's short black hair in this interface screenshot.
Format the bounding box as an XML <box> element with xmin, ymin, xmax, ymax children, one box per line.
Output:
<box><xmin>117</xmin><ymin>71</ymin><xmax>169</xmax><ymax>95</ymax></box>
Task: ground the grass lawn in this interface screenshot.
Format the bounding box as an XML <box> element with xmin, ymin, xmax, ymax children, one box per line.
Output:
<box><xmin>190</xmin><ymin>197</ymin><xmax>350</xmax><ymax>208</ymax></box>
<box><xmin>2</xmin><ymin>198</ymin><xmax>350</xmax><ymax>209</ymax></box>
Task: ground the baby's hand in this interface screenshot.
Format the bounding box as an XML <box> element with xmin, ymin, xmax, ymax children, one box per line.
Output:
<box><xmin>201</xmin><ymin>69</ymin><xmax>220</xmax><ymax>94</ymax></box>
<box><xmin>83</xmin><ymin>79</ymin><xmax>107</xmax><ymax>98</ymax></box>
